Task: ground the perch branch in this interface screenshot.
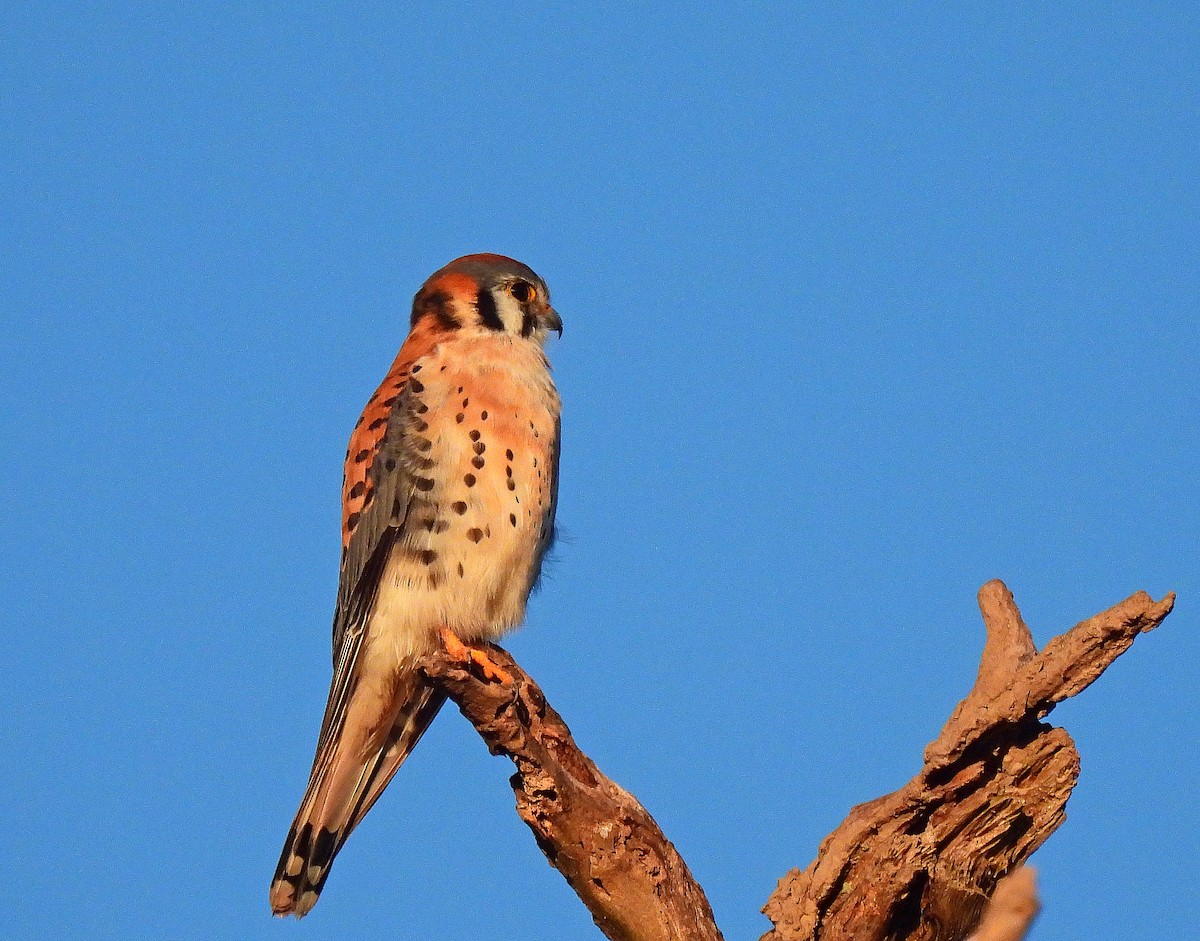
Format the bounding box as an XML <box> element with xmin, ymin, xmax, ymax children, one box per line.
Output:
<box><xmin>418</xmin><ymin>644</ymin><xmax>724</xmax><ymax>941</ymax></box>
<box><xmin>760</xmin><ymin>581</ymin><xmax>1174</xmax><ymax>941</ymax></box>
<box><xmin>415</xmin><ymin>581</ymin><xmax>1171</xmax><ymax>941</ymax></box>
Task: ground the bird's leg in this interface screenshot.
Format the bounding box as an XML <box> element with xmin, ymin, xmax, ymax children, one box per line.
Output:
<box><xmin>438</xmin><ymin>627</ymin><xmax>514</xmax><ymax>684</ymax></box>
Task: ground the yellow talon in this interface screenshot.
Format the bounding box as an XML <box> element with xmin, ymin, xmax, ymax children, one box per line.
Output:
<box><xmin>439</xmin><ymin>627</ymin><xmax>513</xmax><ymax>684</ymax></box>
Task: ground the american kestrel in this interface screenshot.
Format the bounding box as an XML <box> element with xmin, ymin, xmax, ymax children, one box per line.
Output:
<box><xmin>269</xmin><ymin>254</ymin><xmax>563</xmax><ymax>917</ymax></box>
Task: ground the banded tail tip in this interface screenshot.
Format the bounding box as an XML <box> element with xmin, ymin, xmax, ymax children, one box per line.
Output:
<box><xmin>270</xmin><ymin>877</ymin><xmax>321</xmax><ymax>918</ymax></box>
<box><xmin>271</xmin><ymin>823</ymin><xmax>340</xmax><ymax>917</ymax></box>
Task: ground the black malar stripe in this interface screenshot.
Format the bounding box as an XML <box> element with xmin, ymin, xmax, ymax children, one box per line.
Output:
<box><xmin>475</xmin><ymin>287</ymin><xmax>505</xmax><ymax>331</ymax></box>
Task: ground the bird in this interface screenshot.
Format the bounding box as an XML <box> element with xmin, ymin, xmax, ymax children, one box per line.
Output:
<box><xmin>269</xmin><ymin>254</ymin><xmax>563</xmax><ymax>918</ymax></box>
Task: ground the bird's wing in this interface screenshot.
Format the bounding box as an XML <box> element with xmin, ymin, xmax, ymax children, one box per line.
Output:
<box><xmin>270</xmin><ymin>327</ymin><xmax>446</xmax><ymax>917</ymax></box>
<box><xmin>315</xmin><ymin>326</ymin><xmax>444</xmax><ymax>759</ymax></box>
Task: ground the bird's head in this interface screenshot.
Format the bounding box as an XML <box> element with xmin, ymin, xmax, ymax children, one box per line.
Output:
<box><xmin>411</xmin><ymin>253</ymin><xmax>562</xmax><ymax>342</ymax></box>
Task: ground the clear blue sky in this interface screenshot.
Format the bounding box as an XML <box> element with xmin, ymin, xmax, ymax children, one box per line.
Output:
<box><xmin>2</xmin><ymin>5</ymin><xmax>1196</xmax><ymax>939</ymax></box>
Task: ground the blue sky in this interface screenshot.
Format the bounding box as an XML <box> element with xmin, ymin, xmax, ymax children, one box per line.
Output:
<box><xmin>2</xmin><ymin>5</ymin><xmax>1196</xmax><ymax>939</ymax></box>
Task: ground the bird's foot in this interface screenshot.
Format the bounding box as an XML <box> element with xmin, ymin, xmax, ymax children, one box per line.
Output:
<box><xmin>438</xmin><ymin>627</ymin><xmax>514</xmax><ymax>684</ymax></box>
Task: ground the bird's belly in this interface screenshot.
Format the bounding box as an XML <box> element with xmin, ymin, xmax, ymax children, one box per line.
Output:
<box><xmin>367</xmin><ymin>352</ymin><xmax>558</xmax><ymax>661</ymax></box>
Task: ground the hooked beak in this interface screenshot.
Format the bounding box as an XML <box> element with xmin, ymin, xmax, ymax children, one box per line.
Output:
<box><xmin>543</xmin><ymin>306</ymin><xmax>563</xmax><ymax>337</ymax></box>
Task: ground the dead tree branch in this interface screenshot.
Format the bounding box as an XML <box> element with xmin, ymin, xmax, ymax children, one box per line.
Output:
<box><xmin>419</xmin><ymin>644</ymin><xmax>724</xmax><ymax>941</ymax></box>
<box><xmin>760</xmin><ymin>581</ymin><xmax>1174</xmax><ymax>941</ymax></box>
<box><xmin>418</xmin><ymin>581</ymin><xmax>1173</xmax><ymax>941</ymax></box>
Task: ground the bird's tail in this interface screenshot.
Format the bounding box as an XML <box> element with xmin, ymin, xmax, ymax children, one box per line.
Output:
<box><xmin>269</xmin><ymin>678</ymin><xmax>445</xmax><ymax>917</ymax></box>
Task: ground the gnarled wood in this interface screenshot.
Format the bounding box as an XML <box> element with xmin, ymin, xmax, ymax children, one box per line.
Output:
<box><xmin>419</xmin><ymin>645</ymin><xmax>724</xmax><ymax>941</ymax></box>
<box><xmin>760</xmin><ymin>581</ymin><xmax>1173</xmax><ymax>941</ymax></box>
<box><xmin>415</xmin><ymin>581</ymin><xmax>1173</xmax><ymax>941</ymax></box>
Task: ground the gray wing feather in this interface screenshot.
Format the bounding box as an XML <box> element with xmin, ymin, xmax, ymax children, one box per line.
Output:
<box><xmin>312</xmin><ymin>379</ymin><xmax>429</xmax><ymax>762</ymax></box>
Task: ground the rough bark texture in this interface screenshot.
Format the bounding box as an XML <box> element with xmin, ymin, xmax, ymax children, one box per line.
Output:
<box><xmin>759</xmin><ymin>581</ymin><xmax>1174</xmax><ymax>941</ymax></box>
<box><xmin>418</xmin><ymin>581</ymin><xmax>1173</xmax><ymax>941</ymax></box>
<box><xmin>418</xmin><ymin>645</ymin><xmax>724</xmax><ymax>941</ymax></box>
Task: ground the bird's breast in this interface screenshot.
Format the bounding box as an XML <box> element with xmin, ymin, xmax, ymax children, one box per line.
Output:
<box><xmin>369</xmin><ymin>335</ymin><xmax>560</xmax><ymax>659</ymax></box>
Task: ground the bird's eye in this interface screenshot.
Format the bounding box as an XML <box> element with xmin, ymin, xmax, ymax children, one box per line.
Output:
<box><xmin>509</xmin><ymin>280</ymin><xmax>536</xmax><ymax>304</ymax></box>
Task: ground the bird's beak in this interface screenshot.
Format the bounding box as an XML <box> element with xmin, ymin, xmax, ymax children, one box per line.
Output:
<box><xmin>544</xmin><ymin>306</ymin><xmax>563</xmax><ymax>337</ymax></box>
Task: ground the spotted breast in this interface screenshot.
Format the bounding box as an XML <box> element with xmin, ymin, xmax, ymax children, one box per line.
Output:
<box><xmin>367</xmin><ymin>329</ymin><xmax>561</xmax><ymax>659</ymax></box>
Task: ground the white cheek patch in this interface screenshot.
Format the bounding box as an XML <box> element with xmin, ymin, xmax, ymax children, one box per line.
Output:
<box><xmin>492</xmin><ymin>291</ymin><xmax>526</xmax><ymax>333</ymax></box>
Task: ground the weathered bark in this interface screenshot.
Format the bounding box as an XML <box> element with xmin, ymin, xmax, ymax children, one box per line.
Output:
<box><xmin>418</xmin><ymin>644</ymin><xmax>724</xmax><ymax>941</ymax></box>
<box><xmin>759</xmin><ymin>581</ymin><xmax>1174</xmax><ymax>941</ymax></box>
<box><xmin>418</xmin><ymin>581</ymin><xmax>1173</xmax><ymax>941</ymax></box>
